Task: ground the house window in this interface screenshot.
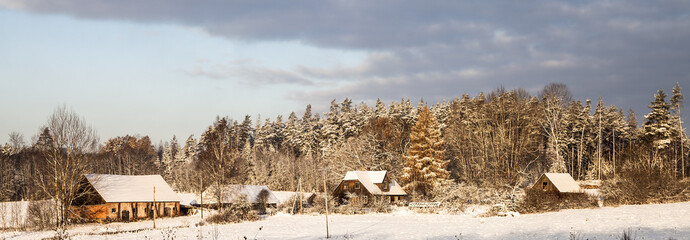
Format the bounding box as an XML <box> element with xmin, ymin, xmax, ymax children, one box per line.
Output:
<box><xmin>383</xmin><ymin>183</ymin><xmax>388</xmax><ymax>190</ymax></box>
<box><xmin>355</xmin><ymin>183</ymin><xmax>360</xmax><ymax>189</ymax></box>
<box><xmin>542</xmin><ymin>182</ymin><xmax>547</xmax><ymax>189</ymax></box>
<box><xmin>344</xmin><ymin>184</ymin><xmax>349</xmax><ymax>190</ymax></box>
<box><xmin>111</xmin><ymin>208</ymin><xmax>116</xmax><ymax>213</ymax></box>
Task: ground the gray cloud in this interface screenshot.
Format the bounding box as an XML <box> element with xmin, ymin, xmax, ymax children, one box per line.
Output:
<box><xmin>185</xmin><ymin>59</ymin><xmax>314</xmax><ymax>86</ymax></box>
<box><xmin>3</xmin><ymin>0</ymin><xmax>689</xmax><ymax>120</ymax></box>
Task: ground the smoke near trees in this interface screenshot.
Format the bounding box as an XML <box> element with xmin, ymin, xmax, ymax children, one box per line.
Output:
<box><xmin>0</xmin><ymin>83</ymin><xmax>688</xmax><ymax>211</ymax></box>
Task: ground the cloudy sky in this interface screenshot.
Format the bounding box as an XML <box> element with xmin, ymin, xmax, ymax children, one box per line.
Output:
<box><xmin>1</xmin><ymin>0</ymin><xmax>689</xmax><ymax>145</ymax></box>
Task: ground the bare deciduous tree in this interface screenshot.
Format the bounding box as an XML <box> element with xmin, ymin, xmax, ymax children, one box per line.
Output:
<box><xmin>35</xmin><ymin>105</ymin><xmax>98</xmax><ymax>229</ymax></box>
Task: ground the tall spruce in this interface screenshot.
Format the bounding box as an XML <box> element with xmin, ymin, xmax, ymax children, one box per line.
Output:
<box><xmin>643</xmin><ymin>89</ymin><xmax>672</xmax><ymax>170</ymax></box>
<box><xmin>401</xmin><ymin>106</ymin><xmax>449</xmax><ymax>198</ymax></box>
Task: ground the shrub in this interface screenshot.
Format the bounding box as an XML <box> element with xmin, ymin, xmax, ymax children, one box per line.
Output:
<box><xmin>206</xmin><ymin>197</ymin><xmax>258</xmax><ymax>224</ymax></box>
<box><xmin>25</xmin><ymin>200</ymin><xmax>55</xmax><ymax>230</ymax></box>
<box><xmin>601</xmin><ymin>168</ymin><xmax>690</xmax><ymax>205</ymax></box>
<box><xmin>309</xmin><ymin>193</ymin><xmax>337</xmax><ymax>214</ymax></box>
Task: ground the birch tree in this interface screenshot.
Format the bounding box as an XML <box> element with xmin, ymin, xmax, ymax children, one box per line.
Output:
<box><xmin>36</xmin><ymin>105</ymin><xmax>99</xmax><ymax>229</ymax></box>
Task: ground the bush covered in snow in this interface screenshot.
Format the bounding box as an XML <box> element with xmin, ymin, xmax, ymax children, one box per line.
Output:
<box><xmin>206</xmin><ymin>198</ymin><xmax>258</xmax><ymax>224</ymax></box>
<box><xmin>601</xmin><ymin>168</ymin><xmax>690</xmax><ymax>205</ymax></box>
<box><xmin>429</xmin><ymin>182</ymin><xmax>523</xmax><ymax>214</ymax></box>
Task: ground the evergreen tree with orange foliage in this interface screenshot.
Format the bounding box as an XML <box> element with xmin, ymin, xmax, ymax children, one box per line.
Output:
<box><xmin>401</xmin><ymin>105</ymin><xmax>450</xmax><ymax>198</ymax></box>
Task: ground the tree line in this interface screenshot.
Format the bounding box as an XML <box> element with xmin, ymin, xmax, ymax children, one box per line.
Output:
<box><xmin>0</xmin><ymin>83</ymin><xmax>688</xmax><ymax>222</ymax></box>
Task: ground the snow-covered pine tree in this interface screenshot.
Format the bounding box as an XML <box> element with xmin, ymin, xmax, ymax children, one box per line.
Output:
<box><xmin>643</xmin><ymin>89</ymin><xmax>672</xmax><ymax>170</ymax></box>
<box><xmin>321</xmin><ymin>100</ymin><xmax>342</xmax><ymax>153</ymax></box>
<box><xmin>300</xmin><ymin>104</ymin><xmax>318</xmax><ymax>157</ymax></box>
<box><xmin>401</xmin><ymin>105</ymin><xmax>450</xmax><ymax>198</ymax></box>
<box><xmin>180</xmin><ymin>134</ymin><xmax>197</xmax><ymax>163</ymax></box>
<box><xmin>239</xmin><ymin>115</ymin><xmax>253</xmax><ymax>149</ymax></box>
<box><xmin>284</xmin><ymin>112</ymin><xmax>301</xmax><ymax>154</ymax></box>
<box><xmin>340</xmin><ymin>98</ymin><xmax>359</xmax><ymax>139</ymax></box>
<box><xmin>375</xmin><ymin>98</ymin><xmax>388</xmax><ymax>119</ymax></box>
<box><xmin>271</xmin><ymin>115</ymin><xmax>285</xmax><ymax>150</ymax></box>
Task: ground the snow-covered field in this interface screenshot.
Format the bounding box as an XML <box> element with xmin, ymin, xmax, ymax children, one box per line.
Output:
<box><xmin>3</xmin><ymin>202</ymin><xmax>690</xmax><ymax>240</ymax></box>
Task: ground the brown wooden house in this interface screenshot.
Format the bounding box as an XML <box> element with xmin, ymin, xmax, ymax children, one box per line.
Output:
<box><xmin>332</xmin><ymin>171</ymin><xmax>407</xmax><ymax>205</ymax></box>
<box><xmin>71</xmin><ymin>174</ymin><xmax>181</xmax><ymax>221</ymax></box>
<box><xmin>532</xmin><ymin>173</ymin><xmax>582</xmax><ymax>195</ymax></box>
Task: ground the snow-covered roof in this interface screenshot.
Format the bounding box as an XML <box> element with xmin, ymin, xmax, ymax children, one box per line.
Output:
<box><xmin>85</xmin><ymin>174</ymin><xmax>181</xmax><ymax>203</ymax></box>
<box><xmin>385</xmin><ymin>179</ymin><xmax>407</xmax><ymax>196</ymax></box>
<box><xmin>341</xmin><ymin>171</ymin><xmax>407</xmax><ymax>196</ymax></box>
<box><xmin>272</xmin><ymin>191</ymin><xmax>316</xmax><ymax>205</ymax></box>
<box><xmin>205</xmin><ymin>185</ymin><xmax>279</xmax><ymax>205</ymax></box>
<box><xmin>344</xmin><ymin>171</ymin><xmax>387</xmax><ymax>183</ymax></box>
<box><xmin>177</xmin><ymin>193</ymin><xmax>198</xmax><ymax>207</ymax></box>
<box><xmin>538</xmin><ymin>173</ymin><xmax>581</xmax><ymax>193</ymax></box>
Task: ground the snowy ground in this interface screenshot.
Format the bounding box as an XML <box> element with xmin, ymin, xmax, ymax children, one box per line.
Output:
<box><xmin>2</xmin><ymin>202</ymin><xmax>690</xmax><ymax>240</ymax></box>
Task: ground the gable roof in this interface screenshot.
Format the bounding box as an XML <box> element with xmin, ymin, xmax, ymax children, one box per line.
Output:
<box><xmin>177</xmin><ymin>193</ymin><xmax>199</xmax><ymax>207</ymax></box>
<box><xmin>84</xmin><ymin>174</ymin><xmax>181</xmax><ymax>203</ymax></box>
<box><xmin>205</xmin><ymin>184</ymin><xmax>279</xmax><ymax>205</ymax></box>
<box><xmin>536</xmin><ymin>173</ymin><xmax>581</xmax><ymax>193</ymax></box>
<box><xmin>341</xmin><ymin>171</ymin><xmax>407</xmax><ymax>196</ymax></box>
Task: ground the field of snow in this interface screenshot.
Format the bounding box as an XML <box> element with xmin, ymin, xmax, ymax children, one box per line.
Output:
<box><xmin>2</xmin><ymin>202</ymin><xmax>690</xmax><ymax>240</ymax></box>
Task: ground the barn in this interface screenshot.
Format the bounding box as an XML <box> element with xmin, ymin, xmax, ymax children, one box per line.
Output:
<box><xmin>332</xmin><ymin>170</ymin><xmax>407</xmax><ymax>205</ymax></box>
<box><xmin>532</xmin><ymin>173</ymin><xmax>582</xmax><ymax>194</ymax></box>
<box><xmin>71</xmin><ymin>174</ymin><xmax>181</xmax><ymax>221</ymax></box>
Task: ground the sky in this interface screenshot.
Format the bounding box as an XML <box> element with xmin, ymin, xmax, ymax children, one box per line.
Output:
<box><xmin>1</xmin><ymin>0</ymin><xmax>689</xmax><ymax>146</ymax></box>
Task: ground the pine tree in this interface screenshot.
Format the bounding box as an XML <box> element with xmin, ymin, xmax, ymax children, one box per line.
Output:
<box><xmin>181</xmin><ymin>134</ymin><xmax>198</xmax><ymax>163</ymax></box>
<box><xmin>643</xmin><ymin>89</ymin><xmax>672</xmax><ymax>170</ymax></box>
<box><xmin>375</xmin><ymin>98</ymin><xmax>388</xmax><ymax>119</ymax></box>
<box><xmin>401</xmin><ymin>106</ymin><xmax>450</xmax><ymax>198</ymax></box>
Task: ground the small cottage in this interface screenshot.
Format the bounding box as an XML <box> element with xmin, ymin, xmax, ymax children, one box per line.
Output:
<box><xmin>532</xmin><ymin>173</ymin><xmax>582</xmax><ymax>194</ymax></box>
<box><xmin>71</xmin><ymin>174</ymin><xmax>181</xmax><ymax>221</ymax></box>
<box><xmin>332</xmin><ymin>170</ymin><xmax>407</xmax><ymax>205</ymax></box>
<box><xmin>203</xmin><ymin>184</ymin><xmax>279</xmax><ymax>208</ymax></box>
<box><xmin>273</xmin><ymin>191</ymin><xmax>316</xmax><ymax>206</ymax></box>
<box><xmin>177</xmin><ymin>193</ymin><xmax>199</xmax><ymax>216</ymax></box>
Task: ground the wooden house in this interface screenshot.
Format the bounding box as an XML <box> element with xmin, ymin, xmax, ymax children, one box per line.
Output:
<box><xmin>71</xmin><ymin>174</ymin><xmax>181</xmax><ymax>221</ymax></box>
<box><xmin>532</xmin><ymin>173</ymin><xmax>582</xmax><ymax>195</ymax></box>
<box><xmin>332</xmin><ymin>171</ymin><xmax>407</xmax><ymax>205</ymax></box>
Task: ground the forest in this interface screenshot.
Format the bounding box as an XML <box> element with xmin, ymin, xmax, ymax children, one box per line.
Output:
<box><xmin>1</xmin><ymin>83</ymin><xmax>688</xmax><ymax>215</ymax></box>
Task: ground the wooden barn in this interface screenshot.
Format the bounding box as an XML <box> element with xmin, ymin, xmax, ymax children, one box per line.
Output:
<box><xmin>71</xmin><ymin>174</ymin><xmax>181</xmax><ymax>221</ymax></box>
<box><xmin>532</xmin><ymin>173</ymin><xmax>582</xmax><ymax>195</ymax></box>
<box><xmin>332</xmin><ymin>170</ymin><xmax>407</xmax><ymax>205</ymax></box>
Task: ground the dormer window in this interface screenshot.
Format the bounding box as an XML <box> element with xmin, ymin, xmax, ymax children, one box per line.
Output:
<box><xmin>383</xmin><ymin>183</ymin><xmax>388</xmax><ymax>190</ymax></box>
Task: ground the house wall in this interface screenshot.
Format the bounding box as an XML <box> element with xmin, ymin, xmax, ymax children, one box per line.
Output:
<box><xmin>70</xmin><ymin>204</ymin><xmax>108</xmax><ymax>219</ymax></box>
<box><xmin>335</xmin><ymin>180</ymin><xmax>370</xmax><ymax>197</ymax></box>
<box><xmin>374</xmin><ymin>175</ymin><xmax>391</xmax><ymax>192</ymax></box>
<box><xmin>535</xmin><ymin>176</ymin><xmax>559</xmax><ymax>192</ymax></box>
<box><xmin>73</xmin><ymin>202</ymin><xmax>179</xmax><ymax>221</ymax></box>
